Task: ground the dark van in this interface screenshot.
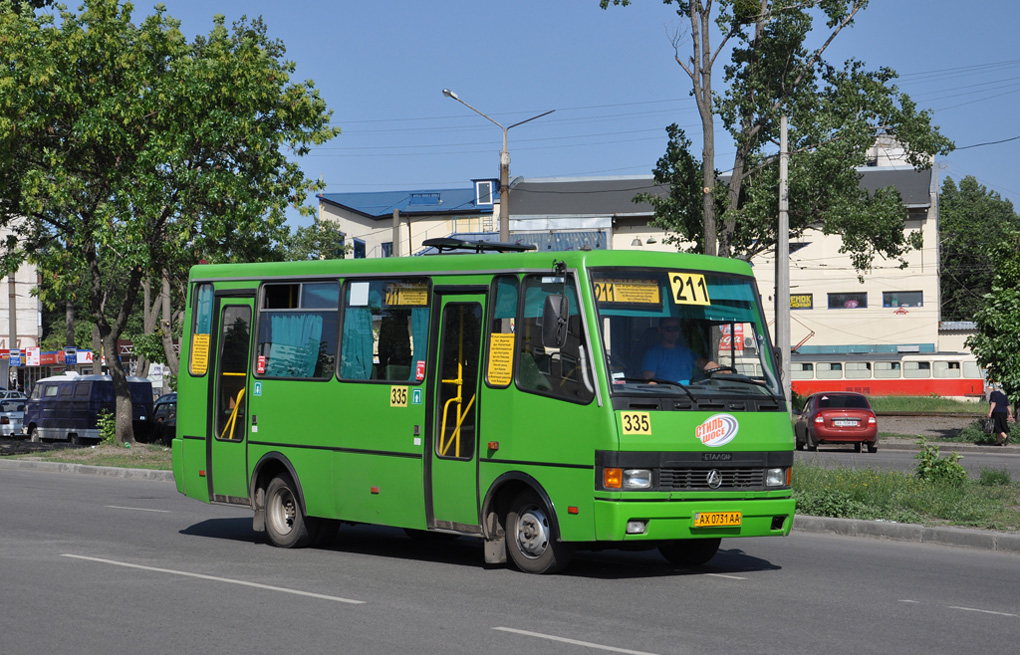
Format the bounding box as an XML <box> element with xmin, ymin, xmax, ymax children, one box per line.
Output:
<box><xmin>24</xmin><ymin>374</ymin><xmax>154</xmax><ymax>445</ymax></box>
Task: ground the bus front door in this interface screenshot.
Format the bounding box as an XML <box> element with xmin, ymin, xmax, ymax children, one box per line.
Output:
<box><xmin>427</xmin><ymin>294</ymin><xmax>484</xmax><ymax>532</ymax></box>
<box><xmin>207</xmin><ymin>295</ymin><xmax>254</xmax><ymax>504</ymax></box>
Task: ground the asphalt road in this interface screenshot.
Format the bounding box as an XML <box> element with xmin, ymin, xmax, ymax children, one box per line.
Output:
<box><xmin>2</xmin><ymin>469</ymin><xmax>1018</xmax><ymax>655</ymax></box>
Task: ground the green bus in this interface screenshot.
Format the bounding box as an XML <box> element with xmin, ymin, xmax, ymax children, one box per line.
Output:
<box><xmin>173</xmin><ymin>241</ymin><xmax>795</xmax><ymax>573</ymax></box>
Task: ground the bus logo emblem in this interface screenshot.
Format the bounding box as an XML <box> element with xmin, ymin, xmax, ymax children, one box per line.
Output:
<box><xmin>706</xmin><ymin>469</ymin><xmax>723</xmax><ymax>489</ymax></box>
<box><xmin>696</xmin><ymin>414</ymin><xmax>738</xmax><ymax>447</ymax></box>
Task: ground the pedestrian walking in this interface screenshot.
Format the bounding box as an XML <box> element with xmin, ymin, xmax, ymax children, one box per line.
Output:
<box><xmin>988</xmin><ymin>384</ymin><xmax>1013</xmax><ymax>446</ymax></box>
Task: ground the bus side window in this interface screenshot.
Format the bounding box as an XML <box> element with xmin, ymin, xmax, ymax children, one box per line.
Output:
<box><xmin>517</xmin><ymin>275</ymin><xmax>593</xmax><ymax>404</ymax></box>
<box><xmin>340</xmin><ymin>278</ymin><xmax>430</xmax><ymax>382</ymax></box>
<box><xmin>486</xmin><ymin>275</ymin><xmax>521</xmax><ymax>389</ymax></box>
<box><xmin>256</xmin><ymin>281</ymin><xmax>339</xmax><ymax>380</ymax></box>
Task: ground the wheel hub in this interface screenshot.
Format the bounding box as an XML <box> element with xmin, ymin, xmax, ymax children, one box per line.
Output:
<box><xmin>515</xmin><ymin>507</ymin><xmax>550</xmax><ymax>559</ymax></box>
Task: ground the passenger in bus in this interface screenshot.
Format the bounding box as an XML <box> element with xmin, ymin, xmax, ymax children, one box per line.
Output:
<box><xmin>641</xmin><ymin>318</ymin><xmax>719</xmax><ymax>384</ymax></box>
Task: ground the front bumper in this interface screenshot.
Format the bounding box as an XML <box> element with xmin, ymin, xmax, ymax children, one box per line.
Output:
<box><xmin>593</xmin><ymin>497</ymin><xmax>796</xmax><ymax>541</ymax></box>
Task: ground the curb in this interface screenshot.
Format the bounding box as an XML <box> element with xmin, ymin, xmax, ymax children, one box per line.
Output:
<box><xmin>0</xmin><ymin>458</ymin><xmax>174</xmax><ymax>482</ymax></box>
<box><xmin>793</xmin><ymin>514</ymin><xmax>1020</xmax><ymax>555</ymax></box>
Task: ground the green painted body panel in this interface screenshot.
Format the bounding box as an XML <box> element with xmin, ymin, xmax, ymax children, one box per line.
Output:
<box><xmin>172</xmin><ymin>249</ymin><xmax>794</xmax><ymax>550</ymax></box>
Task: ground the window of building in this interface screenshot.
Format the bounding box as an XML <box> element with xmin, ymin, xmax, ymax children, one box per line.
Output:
<box><xmin>883</xmin><ymin>291</ymin><xmax>923</xmax><ymax>308</ymax></box>
<box><xmin>828</xmin><ymin>292</ymin><xmax>867</xmax><ymax>309</ymax></box>
<box><xmin>475</xmin><ymin>180</ymin><xmax>494</xmax><ymax>206</ymax></box>
<box><xmin>353</xmin><ymin>238</ymin><xmax>366</xmax><ymax>259</ymax></box>
<box><xmin>339</xmin><ymin>278</ymin><xmax>430</xmax><ymax>382</ymax></box>
<box><xmin>255</xmin><ymin>282</ymin><xmax>340</xmax><ymax>380</ymax></box>
<box><xmin>381</xmin><ymin>242</ymin><xmax>394</xmax><ymax>258</ymax></box>
<box><xmin>816</xmin><ymin>362</ymin><xmax>843</xmax><ymax>379</ymax></box>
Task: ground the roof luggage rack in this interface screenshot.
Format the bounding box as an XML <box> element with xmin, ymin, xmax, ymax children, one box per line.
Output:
<box><xmin>421</xmin><ymin>237</ymin><xmax>537</xmax><ymax>254</ymax></box>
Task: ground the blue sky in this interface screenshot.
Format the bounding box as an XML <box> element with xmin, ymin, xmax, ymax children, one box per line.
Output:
<box><xmin>148</xmin><ymin>0</ymin><xmax>1020</xmax><ymax>228</ymax></box>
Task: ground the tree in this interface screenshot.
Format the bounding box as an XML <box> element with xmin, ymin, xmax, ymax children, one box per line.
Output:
<box><xmin>939</xmin><ymin>176</ymin><xmax>1020</xmax><ymax>322</ymax></box>
<box><xmin>280</xmin><ymin>219</ymin><xmax>350</xmax><ymax>261</ymax></box>
<box><xmin>602</xmin><ymin>1</ymin><xmax>953</xmax><ymax>272</ymax></box>
<box><xmin>0</xmin><ymin>0</ymin><xmax>340</xmax><ymax>442</ymax></box>
<box><xmin>966</xmin><ymin>228</ymin><xmax>1020</xmax><ymax>404</ymax></box>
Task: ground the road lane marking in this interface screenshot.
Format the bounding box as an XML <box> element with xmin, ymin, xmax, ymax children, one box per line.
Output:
<box><xmin>493</xmin><ymin>627</ymin><xmax>660</xmax><ymax>655</ymax></box>
<box><xmin>105</xmin><ymin>505</ymin><xmax>171</xmax><ymax>513</ymax></box>
<box><xmin>706</xmin><ymin>572</ymin><xmax>747</xmax><ymax>580</ymax></box>
<box><xmin>949</xmin><ymin>606</ymin><xmax>1018</xmax><ymax>617</ymax></box>
<box><xmin>62</xmin><ymin>554</ymin><xmax>365</xmax><ymax>605</ymax></box>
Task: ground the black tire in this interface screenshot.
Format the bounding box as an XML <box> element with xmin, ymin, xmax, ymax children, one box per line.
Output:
<box><xmin>658</xmin><ymin>538</ymin><xmax>721</xmax><ymax>567</ymax></box>
<box><xmin>867</xmin><ymin>441</ymin><xmax>878</xmax><ymax>454</ymax></box>
<box><xmin>265</xmin><ymin>474</ymin><xmax>318</xmax><ymax>548</ymax></box>
<box><xmin>794</xmin><ymin>428</ymin><xmax>805</xmax><ymax>451</ymax></box>
<box><xmin>29</xmin><ymin>427</ymin><xmax>40</xmax><ymax>443</ymax></box>
<box><xmin>854</xmin><ymin>442</ymin><xmax>862</xmax><ymax>453</ymax></box>
<box><xmin>505</xmin><ymin>490</ymin><xmax>573</xmax><ymax>574</ymax></box>
<box><xmin>159</xmin><ymin>426</ymin><xmax>173</xmax><ymax>447</ymax></box>
<box><xmin>806</xmin><ymin>431</ymin><xmax>818</xmax><ymax>451</ymax></box>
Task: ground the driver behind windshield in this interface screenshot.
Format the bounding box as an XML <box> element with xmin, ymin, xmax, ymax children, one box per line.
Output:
<box><xmin>641</xmin><ymin>318</ymin><xmax>719</xmax><ymax>384</ymax></box>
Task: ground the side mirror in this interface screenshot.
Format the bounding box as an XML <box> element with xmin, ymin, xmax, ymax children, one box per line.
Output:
<box><xmin>541</xmin><ymin>294</ymin><xmax>569</xmax><ymax>349</ymax></box>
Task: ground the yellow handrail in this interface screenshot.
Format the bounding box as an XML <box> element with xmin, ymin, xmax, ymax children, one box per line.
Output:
<box><xmin>219</xmin><ymin>387</ymin><xmax>245</xmax><ymax>441</ymax></box>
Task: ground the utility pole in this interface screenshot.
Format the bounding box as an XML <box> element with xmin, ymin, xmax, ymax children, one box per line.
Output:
<box><xmin>442</xmin><ymin>89</ymin><xmax>553</xmax><ymax>242</ymax></box>
<box><xmin>7</xmin><ymin>273</ymin><xmax>16</xmax><ymax>390</ymax></box>
<box><xmin>776</xmin><ymin>115</ymin><xmax>792</xmax><ymax>410</ymax></box>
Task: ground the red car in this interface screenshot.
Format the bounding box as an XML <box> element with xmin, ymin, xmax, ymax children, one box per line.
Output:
<box><xmin>795</xmin><ymin>392</ymin><xmax>878</xmax><ymax>453</ymax></box>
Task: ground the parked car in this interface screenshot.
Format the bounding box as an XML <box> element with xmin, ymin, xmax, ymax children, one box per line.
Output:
<box><xmin>0</xmin><ymin>390</ymin><xmax>27</xmax><ymax>400</ymax></box>
<box><xmin>150</xmin><ymin>393</ymin><xmax>177</xmax><ymax>446</ymax></box>
<box><xmin>0</xmin><ymin>398</ymin><xmax>25</xmax><ymax>437</ymax></box>
<box><xmin>795</xmin><ymin>391</ymin><xmax>878</xmax><ymax>453</ymax></box>
<box><xmin>24</xmin><ymin>374</ymin><xmax>153</xmax><ymax>445</ymax></box>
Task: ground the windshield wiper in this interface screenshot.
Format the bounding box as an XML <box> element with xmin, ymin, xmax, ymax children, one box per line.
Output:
<box><xmin>614</xmin><ymin>376</ymin><xmax>698</xmax><ymax>404</ymax></box>
<box><xmin>710</xmin><ymin>375</ymin><xmax>783</xmax><ymax>404</ymax></box>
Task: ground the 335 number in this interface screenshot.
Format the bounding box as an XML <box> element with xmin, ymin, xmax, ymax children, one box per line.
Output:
<box><xmin>621</xmin><ymin>411</ymin><xmax>651</xmax><ymax>435</ymax></box>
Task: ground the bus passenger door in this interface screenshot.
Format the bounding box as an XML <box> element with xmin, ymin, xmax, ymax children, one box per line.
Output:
<box><xmin>427</xmin><ymin>294</ymin><xmax>485</xmax><ymax>532</ymax></box>
<box><xmin>208</xmin><ymin>295</ymin><xmax>255</xmax><ymax>504</ymax></box>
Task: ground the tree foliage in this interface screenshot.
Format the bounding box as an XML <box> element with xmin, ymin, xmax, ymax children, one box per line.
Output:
<box><xmin>0</xmin><ymin>0</ymin><xmax>340</xmax><ymax>441</ymax></box>
<box><xmin>966</xmin><ymin>228</ymin><xmax>1020</xmax><ymax>402</ymax></box>
<box><xmin>602</xmin><ymin>0</ymin><xmax>952</xmax><ymax>273</ymax></box>
<box><xmin>939</xmin><ymin>176</ymin><xmax>1020</xmax><ymax>322</ymax></box>
<box><xmin>279</xmin><ymin>219</ymin><xmax>350</xmax><ymax>261</ymax></box>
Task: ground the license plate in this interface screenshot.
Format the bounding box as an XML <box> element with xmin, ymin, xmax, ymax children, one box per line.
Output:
<box><xmin>833</xmin><ymin>419</ymin><xmax>858</xmax><ymax>427</ymax></box>
<box><xmin>693</xmin><ymin>511</ymin><xmax>742</xmax><ymax>528</ymax></box>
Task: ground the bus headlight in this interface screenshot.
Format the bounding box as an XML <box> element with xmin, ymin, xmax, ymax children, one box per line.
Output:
<box><xmin>623</xmin><ymin>469</ymin><xmax>652</xmax><ymax>489</ymax></box>
<box><xmin>766</xmin><ymin>467</ymin><xmax>788</xmax><ymax>488</ymax></box>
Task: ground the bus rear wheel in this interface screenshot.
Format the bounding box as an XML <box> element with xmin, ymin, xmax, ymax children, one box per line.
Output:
<box><xmin>658</xmin><ymin>538</ymin><xmax>721</xmax><ymax>567</ymax></box>
<box><xmin>505</xmin><ymin>490</ymin><xmax>573</xmax><ymax>574</ymax></box>
<box><xmin>265</xmin><ymin>474</ymin><xmax>317</xmax><ymax>548</ymax></box>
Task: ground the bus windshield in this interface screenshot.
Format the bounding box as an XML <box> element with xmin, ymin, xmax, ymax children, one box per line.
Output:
<box><xmin>590</xmin><ymin>268</ymin><xmax>781</xmax><ymax>400</ymax></box>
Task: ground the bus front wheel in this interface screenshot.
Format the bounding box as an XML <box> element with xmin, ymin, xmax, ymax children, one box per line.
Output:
<box><xmin>265</xmin><ymin>474</ymin><xmax>317</xmax><ymax>548</ymax></box>
<box><xmin>658</xmin><ymin>538</ymin><xmax>721</xmax><ymax>567</ymax></box>
<box><xmin>505</xmin><ymin>490</ymin><xmax>573</xmax><ymax>574</ymax></box>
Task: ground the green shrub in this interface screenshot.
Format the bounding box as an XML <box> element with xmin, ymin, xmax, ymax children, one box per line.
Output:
<box><xmin>978</xmin><ymin>467</ymin><xmax>1012</xmax><ymax>487</ymax></box>
<box><xmin>97</xmin><ymin>410</ymin><xmax>117</xmax><ymax>445</ymax></box>
<box><xmin>793</xmin><ymin>488</ymin><xmax>868</xmax><ymax>518</ymax></box>
<box><xmin>913</xmin><ymin>437</ymin><xmax>967</xmax><ymax>485</ymax></box>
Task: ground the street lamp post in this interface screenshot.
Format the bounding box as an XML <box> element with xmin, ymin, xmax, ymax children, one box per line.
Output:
<box><xmin>442</xmin><ymin>89</ymin><xmax>553</xmax><ymax>243</ymax></box>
